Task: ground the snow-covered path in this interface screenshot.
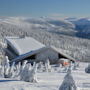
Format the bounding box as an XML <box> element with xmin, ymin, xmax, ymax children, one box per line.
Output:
<box><xmin>0</xmin><ymin>62</ymin><xmax>90</xmax><ymax>90</ymax></box>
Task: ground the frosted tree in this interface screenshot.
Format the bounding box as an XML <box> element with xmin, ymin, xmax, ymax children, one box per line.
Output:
<box><xmin>20</xmin><ymin>63</ymin><xmax>30</xmax><ymax>81</ymax></box>
<box><xmin>3</xmin><ymin>56</ymin><xmax>16</xmax><ymax>78</ymax></box>
<box><xmin>3</xmin><ymin>56</ymin><xmax>10</xmax><ymax>78</ymax></box>
<box><xmin>27</xmin><ymin>62</ymin><xmax>38</xmax><ymax>82</ymax></box>
<box><xmin>21</xmin><ymin>60</ymin><xmax>28</xmax><ymax>71</ymax></box>
<box><xmin>3</xmin><ymin>56</ymin><xmax>9</xmax><ymax>66</ymax></box>
<box><xmin>20</xmin><ymin>62</ymin><xmax>38</xmax><ymax>82</ymax></box>
<box><xmin>0</xmin><ymin>56</ymin><xmax>16</xmax><ymax>78</ymax></box>
<box><xmin>8</xmin><ymin>62</ymin><xmax>15</xmax><ymax>78</ymax></box>
<box><xmin>0</xmin><ymin>64</ymin><xmax>4</xmax><ymax>77</ymax></box>
<box><xmin>27</xmin><ymin>63</ymin><xmax>32</xmax><ymax>70</ymax></box>
<box><xmin>44</xmin><ymin>59</ymin><xmax>51</xmax><ymax>72</ymax></box>
<box><xmin>14</xmin><ymin>62</ymin><xmax>21</xmax><ymax>77</ymax></box>
<box><xmin>37</xmin><ymin>62</ymin><xmax>44</xmax><ymax>72</ymax></box>
<box><xmin>0</xmin><ymin>39</ymin><xmax>7</xmax><ymax>64</ymax></box>
<box><xmin>16</xmin><ymin>60</ymin><xmax>27</xmax><ymax>78</ymax></box>
<box><xmin>18</xmin><ymin>60</ymin><xmax>27</xmax><ymax>76</ymax></box>
<box><xmin>59</xmin><ymin>67</ymin><xmax>77</xmax><ymax>90</ymax></box>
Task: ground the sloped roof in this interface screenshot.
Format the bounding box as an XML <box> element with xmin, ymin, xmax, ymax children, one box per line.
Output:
<box><xmin>5</xmin><ymin>36</ymin><xmax>45</xmax><ymax>55</ymax></box>
<box><xmin>10</xmin><ymin>47</ymin><xmax>48</xmax><ymax>63</ymax></box>
<box><xmin>10</xmin><ymin>46</ymin><xmax>75</xmax><ymax>64</ymax></box>
<box><xmin>51</xmin><ymin>46</ymin><xmax>75</xmax><ymax>62</ymax></box>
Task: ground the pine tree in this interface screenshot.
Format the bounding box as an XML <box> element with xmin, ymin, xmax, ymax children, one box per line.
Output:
<box><xmin>59</xmin><ymin>66</ymin><xmax>77</xmax><ymax>90</ymax></box>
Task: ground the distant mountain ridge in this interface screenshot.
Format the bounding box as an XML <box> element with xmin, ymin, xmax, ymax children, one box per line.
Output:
<box><xmin>0</xmin><ymin>16</ymin><xmax>90</xmax><ymax>39</ymax></box>
<box><xmin>65</xmin><ymin>17</ymin><xmax>90</xmax><ymax>38</ymax></box>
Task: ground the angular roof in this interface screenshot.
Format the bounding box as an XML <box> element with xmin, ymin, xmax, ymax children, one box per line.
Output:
<box><xmin>10</xmin><ymin>46</ymin><xmax>75</xmax><ymax>64</ymax></box>
<box><xmin>51</xmin><ymin>46</ymin><xmax>75</xmax><ymax>62</ymax></box>
<box><xmin>10</xmin><ymin>47</ymin><xmax>47</xmax><ymax>63</ymax></box>
<box><xmin>5</xmin><ymin>36</ymin><xmax>45</xmax><ymax>55</ymax></box>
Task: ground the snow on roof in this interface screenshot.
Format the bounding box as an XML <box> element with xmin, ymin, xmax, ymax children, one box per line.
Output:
<box><xmin>51</xmin><ymin>46</ymin><xmax>75</xmax><ymax>62</ymax></box>
<box><xmin>10</xmin><ymin>47</ymin><xmax>47</xmax><ymax>63</ymax></box>
<box><xmin>10</xmin><ymin>46</ymin><xmax>75</xmax><ymax>64</ymax></box>
<box><xmin>5</xmin><ymin>36</ymin><xmax>45</xmax><ymax>55</ymax></box>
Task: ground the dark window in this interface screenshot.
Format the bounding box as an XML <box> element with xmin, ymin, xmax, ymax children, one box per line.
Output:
<box><xmin>58</xmin><ymin>54</ymin><xmax>66</xmax><ymax>59</ymax></box>
<box><xmin>25</xmin><ymin>55</ymin><xmax>36</xmax><ymax>60</ymax></box>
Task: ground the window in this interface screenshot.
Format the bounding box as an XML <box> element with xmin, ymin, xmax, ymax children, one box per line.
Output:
<box><xmin>25</xmin><ymin>54</ymin><xmax>36</xmax><ymax>60</ymax></box>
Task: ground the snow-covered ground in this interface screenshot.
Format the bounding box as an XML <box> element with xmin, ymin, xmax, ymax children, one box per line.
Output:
<box><xmin>0</xmin><ymin>62</ymin><xmax>90</xmax><ymax>90</ymax></box>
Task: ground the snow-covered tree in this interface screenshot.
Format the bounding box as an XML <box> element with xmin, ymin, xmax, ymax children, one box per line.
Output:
<box><xmin>0</xmin><ymin>64</ymin><xmax>4</xmax><ymax>77</ymax></box>
<box><xmin>21</xmin><ymin>60</ymin><xmax>27</xmax><ymax>71</ymax></box>
<box><xmin>8</xmin><ymin>62</ymin><xmax>15</xmax><ymax>78</ymax></box>
<box><xmin>26</xmin><ymin>62</ymin><xmax>37</xmax><ymax>82</ymax></box>
<box><xmin>3</xmin><ymin>56</ymin><xmax>10</xmax><ymax>78</ymax></box>
<box><xmin>20</xmin><ymin>62</ymin><xmax>38</xmax><ymax>82</ymax></box>
<box><xmin>37</xmin><ymin>62</ymin><xmax>44</xmax><ymax>72</ymax></box>
<box><xmin>14</xmin><ymin>62</ymin><xmax>21</xmax><ymax>77</ymax></box>
<box><xmin>44</xmin><ymin>59</ymin><xmax>51</xmax><ymax>72</ymax></box>
<box><xmin>0</xmin><ymin>56</ymin><xmax>16</xmax><ymax>78</ymax></box>
<box><xmin>59</xmin><ymin>67</ymin><xmax>77</xmax><ymax>90</ymax></box>
<box><xmin>20</xmin><ymin>64</ymin><xmax>30</xmax><ymax>81</ymax></box>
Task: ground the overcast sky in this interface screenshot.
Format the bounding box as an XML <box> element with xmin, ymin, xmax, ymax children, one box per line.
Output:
<box><xmin>0</xmin><ymin>0</ymin><xmax>90</xmax><ymax>18</ymax></box>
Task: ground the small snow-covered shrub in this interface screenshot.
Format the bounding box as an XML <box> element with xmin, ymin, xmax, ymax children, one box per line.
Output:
<box><xmin>13</xmin><ymin>62</ymin><xmax>21</xmax><ymax>78</ymax></box>
<box><xmin>72</xmin><ymin>62</ymin><xmax>79</xmax><ymax>70</ymax></box>
<box><xmin>3</xmin><ymin>56</ymin><xmax>10</xmax><ymax>78</ymax></box>
<box><xmin>59</xmin><ymin>67</ymin><xmax>77</xmax><ymax>90</ymax></box>
<box><xmin>0</xmin><ymin>64</ymin><xmax>4</xmax><ymax>77</ymax></box>
<box><xmin>21</xmin><ymin>60</ymin><xmax>27</xmax><ymax>71</ymax></box>
<box><xmin>62</xmin><ymin>66</ymin><xmax>68</xmax><ymax>72</ymax></box>
<box><xmin>44</xmin><ymin>59</ymin><xmax>51</xmax><ymax>72</ymax></box>
<box><xmin>27</xmin><ymin>62</ymin><xmax>38</xmax><ymax>82</ymax></box>
<box><xmin>37</xmin><ymin>62</ymin><xmax>44</xmax><ymax>72</ymax></box>
<box><xmin>62</xmin><ymin>64</ymin><xmax>71</xmax><ymax>73</ymax></box>
<box><xmin>8</xmin><ymin>62</ymin><xmax>15</xmax><ymax>78</ymax></box>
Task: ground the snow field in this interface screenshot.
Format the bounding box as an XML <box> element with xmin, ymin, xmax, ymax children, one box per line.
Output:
<box><xmin>0</xmin><ymin>60</ymin><xmax>89</xmax><ymax>90</ymax></box>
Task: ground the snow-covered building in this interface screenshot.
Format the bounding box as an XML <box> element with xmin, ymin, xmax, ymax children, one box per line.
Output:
<box><xmin>5</xmin><ymin>36</ymin><xmax>75</xmax><ymax>64</ymax></box>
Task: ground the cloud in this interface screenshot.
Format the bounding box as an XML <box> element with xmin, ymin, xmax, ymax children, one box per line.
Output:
<box><xmin>48</xmin><ymin>13</ymin><xmax>68</xmax><ymax>20</ymax></box>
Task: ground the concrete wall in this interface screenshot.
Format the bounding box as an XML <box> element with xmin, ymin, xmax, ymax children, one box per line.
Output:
<box><xmin>36</xmin><ymin>48</ymin><xmax>59</xmax><ymax>64</ymax></box>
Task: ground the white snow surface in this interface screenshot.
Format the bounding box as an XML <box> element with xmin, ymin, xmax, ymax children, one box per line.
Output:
<box><xmin>5</xmin><ymin>37</ymin><xmax>45</xmax><ymax>55</ymax></box>
<box><xmin>0</xmin><ymin>62</ymin><xmax>90</xmax><ymax>90</ymax></box>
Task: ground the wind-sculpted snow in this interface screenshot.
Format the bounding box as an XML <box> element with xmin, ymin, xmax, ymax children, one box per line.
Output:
<box><xmin>0</xmin><ymin>17</ymin><xmax>90</xmax><ymax>62</ymax></box>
